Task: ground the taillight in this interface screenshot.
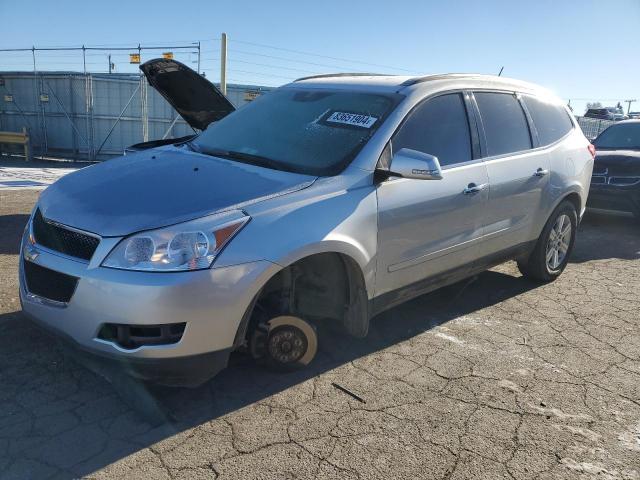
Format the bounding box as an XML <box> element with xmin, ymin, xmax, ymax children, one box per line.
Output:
<box><xmin>588</xmin><ymin>144</ymin><xmax>596</xmax><ymax>159</ymax></box>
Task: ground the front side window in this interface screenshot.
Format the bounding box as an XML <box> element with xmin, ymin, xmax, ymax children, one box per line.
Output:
<box><xmin>192</xmin><ymin>88</ymin><xmax>400</xmax><ymax>176</ymax></box>
<box><xmin>523</xmin><ymin>95</ymin><xmax>573</xmax><ymax>146</ymax></box>
<box><xmin>475</xmin><ymin>92</ymin><xmax>532</xmax><ymax>157</ymax></box>
<box><xmin>594</xmin><ymin>123</ymin><xmax>640</xmax><ymax>150</ymax></box>
<box><xmin>391</xmin><ymin>93</ymin><xmax>472</xmax><ymax>167</ymax></box>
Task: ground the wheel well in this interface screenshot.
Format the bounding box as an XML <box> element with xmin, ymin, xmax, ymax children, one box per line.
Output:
<box><xmin>236</xmin><ymin>252</ymin><xmax>369</xmax><ymax>347</ymax></box>
<box><xmin>563</xmin><ymin>192</ymin><xmax>582</xmax><ymax>216</ymax></box>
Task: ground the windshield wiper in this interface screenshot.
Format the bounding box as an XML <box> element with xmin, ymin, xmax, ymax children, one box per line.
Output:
<box><xmin>198</xmin><ymin>147</ymin><xmax>296</xmax><ymax>173</ymax></box>
<box><xmin>183</xmin><ymin>140</ymin><xmax>202</xmax><ymax>153</ymax></box>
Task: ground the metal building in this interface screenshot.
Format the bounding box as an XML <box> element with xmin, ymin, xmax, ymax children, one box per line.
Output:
<box><xmin>0</xmin><ymin>71</ymin><xmax>273</xmax><ymax>161</ymax></box>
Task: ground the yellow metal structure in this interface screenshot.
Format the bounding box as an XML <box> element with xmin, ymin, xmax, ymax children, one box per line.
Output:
<box><xmin>0</xmin><ymin>127</ymin><xmax>31</xmax><ymax>161</ymax></box>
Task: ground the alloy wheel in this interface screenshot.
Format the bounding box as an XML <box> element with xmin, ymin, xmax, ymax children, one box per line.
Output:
<box><xmin>546</xmin><ymin>214</ymin><xmax>572</xmax><ymax>271</ymax></box>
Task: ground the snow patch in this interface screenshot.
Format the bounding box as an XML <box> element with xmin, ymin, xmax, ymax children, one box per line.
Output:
<box><xmin>561</xmin><ymin>458</ymin><xmax>636</xmax><ymax>480</ymax></box>
<box><xmin>434</xmin><ymin>332</ymin><xmax>465</xmax><ymax>345</ymax></box>
<box><xmin>498</xmin><ymin>379</ymin><xmax>523</xmax><ymax>393</ymax></box>
<box><xmin>618</xmin><ymin>423</ymin><xmax>640</xmax><ymax>452</ymax></box>
<box><xmin>0</xmin><ymin>166</ymin><xmax>76</xmax><ymax>189</ymax></box>
<box><xmin>554</xmin><ymin>424</ymin><xmax>602</xmax><ymax>442</ymax></box>
<box><xmin>531</xmin><ymin>405</ymin><xmax>593</xmax><ymax>422</ymax></box>
<box><xmin>455</xmin><ymin>315</ymin><xmax>501</xmax><ymax>327</ymax></box>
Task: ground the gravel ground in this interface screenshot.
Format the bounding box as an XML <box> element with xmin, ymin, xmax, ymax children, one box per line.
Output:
<box><xmin>1</xmin><ymin>189</ymin><xmax>639</xmax><ymax>480</ymax></box>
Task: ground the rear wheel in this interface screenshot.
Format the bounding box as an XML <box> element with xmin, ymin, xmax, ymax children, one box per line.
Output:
<box><xmin>517</xmin><ymin>201</ymin><xmax>577</xmax><ymax>282</ymax></box>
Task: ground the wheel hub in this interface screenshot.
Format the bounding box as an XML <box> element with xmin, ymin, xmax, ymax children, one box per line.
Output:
<box><xmin>267</xmin><ymin>326</ymin><xmax>308</xmax><ymax>364</ymax></box>
<box><xmin>254</xmin><ymin>315</ymin><xmax>318</xmax><ymax>370</ymax></box>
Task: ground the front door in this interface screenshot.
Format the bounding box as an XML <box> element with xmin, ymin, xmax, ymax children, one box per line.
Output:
<box><xmin>375</xmin><ymin>92</ymin><xmax>489</xmax><ymax>305</ymax></box>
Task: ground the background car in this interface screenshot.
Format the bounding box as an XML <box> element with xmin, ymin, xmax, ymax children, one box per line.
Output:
<box><xmin>588</xmin><ymin>120</ymin><xmax>640</xmax><ymax>218</ymax></box>
<box><xmin>584</xmin><ymin>107</ymin><xmax>628</xmax><ymax>121</ymax></box>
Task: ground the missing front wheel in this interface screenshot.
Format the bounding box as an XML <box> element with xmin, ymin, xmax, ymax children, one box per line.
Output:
<box><xmin>249</xmin><ymin>315</ymin><xmax>318</xmax><ymax>371</ymax></box>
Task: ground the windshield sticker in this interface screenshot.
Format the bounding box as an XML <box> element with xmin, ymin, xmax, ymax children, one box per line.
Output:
<box><xmin>323</xmin><ymin>111</ymin><xmax>378</xmax><ymax>129</ymax></box>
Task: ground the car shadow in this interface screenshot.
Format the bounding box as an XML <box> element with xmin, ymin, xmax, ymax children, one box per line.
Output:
<box><xmin>0</xmin><ymin>269</ymin><xmax>542</xmax><ymax>478</ymax></box>
<box><xmin>0</xmin><ymin>214</ymin><xmax>30</xmax><ymax>255</ymax></box>
<box><xmin>571</xmin><ymin>210</ymin><xmax>640</xmax><ymax>263</ymax></box>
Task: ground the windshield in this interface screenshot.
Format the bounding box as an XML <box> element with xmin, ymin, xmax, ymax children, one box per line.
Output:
<box><xmin>191</xmin><ymin>88</ymin><xmax>400</xmax><ymax>176</ymax></box>
<box><xmin>594</xmin><ymin>123</ymin><xmax>640</xmax><ymax>149</ymax></box>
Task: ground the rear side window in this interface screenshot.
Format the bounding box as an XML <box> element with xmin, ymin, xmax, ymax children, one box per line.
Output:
<box><xmin>475</xmin><ymin>92</ymin><xmax>532</xmax><ymax>156</ymax></box>
<box><xmin>392</xmin><ymin>93</ymin><xmax>472</xmax><ymax>167</ymax></box>
<box><xmin>523</xmin><ymin>95</ymin><xmax>573</xmax><ymax>146</ymax></box>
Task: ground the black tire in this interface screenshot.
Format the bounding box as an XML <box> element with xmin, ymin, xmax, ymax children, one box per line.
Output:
<box><xmin>517</xmin><ymin>200</ymin><xmax>578</xmax><ymax>282</ymax></box>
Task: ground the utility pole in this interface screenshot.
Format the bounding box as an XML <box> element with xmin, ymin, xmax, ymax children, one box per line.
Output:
<box><xmin>220</xmin><ymin>33</ymin><xmax>227</xmax><ymax>96</ymax></box>
<box><xmin>197</xmin><ymin>41</ymin><xmax>201</xmax><ymax>75</ymax></box>
<box><xmin>624</xmin><ymin>99</ymin><xmax>636</xmax><ymax>114</ymax></box>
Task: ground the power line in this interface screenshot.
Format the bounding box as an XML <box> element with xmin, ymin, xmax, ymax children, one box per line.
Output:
<box><xmin>201</xmin><ymin>57</ymin><xmax>321</xmax><ymax>75</ymax></box>
<box><xmin>229</xmin><ymin>38</ymin><xmax>421</xmax><ymax>74</ymax></box>
<box><xmin>229</xmin><ymin>68</ymin><xmax>297</xmax><ymax>80</ymax></box>
<box><xmin>226</xmin><ymin>77</ymin><xmax>278</xmax><ymax>86</ymax></box>
<box><xmin>0</xmin><ymin>40</ymin><xmax>206</xmax><ymax>51</ymax></box>
<box><xmin>226</xmin><ymin>48</ymin><xmax>385</xmax><ymax>72</ymax></box>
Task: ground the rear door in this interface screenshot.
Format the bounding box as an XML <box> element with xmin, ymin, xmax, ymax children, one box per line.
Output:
<box><xmin>375</xmin><ymin>92</ymin><xmax>489</xmax><ymax>303</ymax></box>
<box><xmin>471</xmin><ymin>91</ymin><xmax>550</xmax><ymax>255</ymax></box>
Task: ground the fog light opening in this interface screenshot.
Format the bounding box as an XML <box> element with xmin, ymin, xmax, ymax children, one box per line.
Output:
<box><xmin>97</xmin><ymin>322</ymin><xmax>186</xmax><ymax>349</ymax></box>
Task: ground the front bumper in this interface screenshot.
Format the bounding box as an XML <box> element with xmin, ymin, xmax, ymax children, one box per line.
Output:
<box><xmin>19</xmin><ymin>228</ymin><xmax>279</xmax><ymax>385</ymax></box>
<box><xmin>587</xmin><ymin>183</ymin><xmax>640</xmax><ymax>215</ymax></box>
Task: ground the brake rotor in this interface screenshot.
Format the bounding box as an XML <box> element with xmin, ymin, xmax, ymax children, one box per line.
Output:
<box><xmin>265</xmin><ymin>315</ymin><xmax>318</xmax><ymax>369</ymax></box>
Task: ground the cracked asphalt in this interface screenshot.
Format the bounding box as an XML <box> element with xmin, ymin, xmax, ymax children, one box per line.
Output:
<box><xmin>1</xmin><ymin>188</ymin><xmax>639</xmax><ymax>479</ymax></box>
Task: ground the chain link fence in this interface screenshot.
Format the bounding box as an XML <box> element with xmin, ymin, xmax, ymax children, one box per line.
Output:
<box><xmin>575</xmin><ymin>116</ymin><xmax>616</xmax><ymax>140</ymax></box>
<box><xmin>0</xmin><ymin>43</ymin><xmax>274</xmax><ymax>162</ymax></box>
<box><xmin>0</xmin><ymin>72</ymin><xmax>193</xmax><ymax>161</ymax></box>
<box><xmin>0</xmin><ymin>71</ymin><xmax>272</xmax><ymax>161</ymax></box>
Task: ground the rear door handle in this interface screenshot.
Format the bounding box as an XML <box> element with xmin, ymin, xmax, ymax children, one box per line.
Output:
<box><xmin>534</xmin><ymin>168</ymin><xmax>549</xmax><ymax>177</ymax></box>
<box><xmin>463</xmin><ymin>183</ymin><xmax>488</xmax><ymax>195</ymax></box>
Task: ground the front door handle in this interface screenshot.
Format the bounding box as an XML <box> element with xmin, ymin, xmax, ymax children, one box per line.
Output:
<box><xmin>463</xmin><ymin>183</ymin><xmax>488</xmax><ymax>195</ymax></box>
<box><xmin>534</xmin><ymin>168</ymin><xmax>549</xmax><ymax>177</ymax></box>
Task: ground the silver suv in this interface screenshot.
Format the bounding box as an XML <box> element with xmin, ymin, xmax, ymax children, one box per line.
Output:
<box><xmin>19</xmin><ymin>69</ymin><xmax>594</xmax><ymax>386</ymax></box>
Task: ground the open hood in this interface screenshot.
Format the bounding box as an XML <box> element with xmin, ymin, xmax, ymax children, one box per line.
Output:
<box><xmin>140</xmin><ymin>58</ymin><xmax>235</xmax><ymax>131</ymax></box>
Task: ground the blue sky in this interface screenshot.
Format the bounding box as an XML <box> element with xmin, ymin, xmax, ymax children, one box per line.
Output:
<box><xmin>1</xmin><ymin>0</ymin><xmax>638</xmax><ymax>114</ymax></box>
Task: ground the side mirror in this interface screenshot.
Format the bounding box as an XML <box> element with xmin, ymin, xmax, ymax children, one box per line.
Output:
<box><xmin>388</xmin><ymin>148</ymin><xmax>443</xmax><ymax>180</ymax></box>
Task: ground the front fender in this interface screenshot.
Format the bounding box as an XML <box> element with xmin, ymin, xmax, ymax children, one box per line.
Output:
<box><xmin>216</xmin><ymin>181</ymin><xmax>379</xmax><ymax>298</ymax></box>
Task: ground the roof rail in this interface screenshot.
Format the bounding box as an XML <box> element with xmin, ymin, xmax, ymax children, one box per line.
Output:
<box><xmin>400</xmin><ymin>73</ymin><xmax>480</xmax><ymax>87</ymax></box>
<box><xmin>294</xmin><ymin>72</ymin><xmax>387</xmax><ymax>82</ymax></box>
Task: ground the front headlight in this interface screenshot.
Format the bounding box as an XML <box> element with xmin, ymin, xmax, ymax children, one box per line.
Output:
<box><xmin>102</xmin><ymin>211</ymin><xmax>249</xmax><ymax>272</ymax></box>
